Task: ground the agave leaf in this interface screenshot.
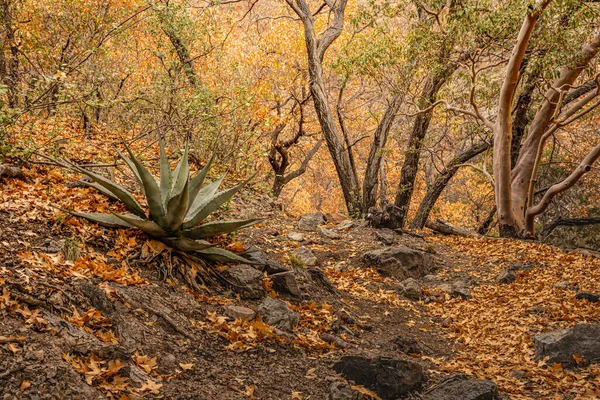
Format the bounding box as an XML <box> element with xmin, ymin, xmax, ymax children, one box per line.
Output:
<box><xmin>164</xmin><ymin>177</ymin><xmax>190</xmax><ymax>231</ymax></box>
<box><xmin>80</xmin><ymin>181</ymin><xmax>119</xmax><ymax>202</ymax></box>
<box><xmin>69</xmin><ymin>211</ymin><xmax>134</xmax><ymax>229</ymax></box>
<box><xmin>113</xmin><ymin>213</ymin><xmax>168</xmax><ymax>237</ymax></box>
<box><xmin>123</xmin><ymin>144</ymin><xmax>166</xmax><ymax>225</ymax></box>
<box><xmin>115</xmin><ymin>149</ymin><xmax>142</xmax><ymax>186</ymax></box>
<box><xmin>65</xmin><ymin>161</ymin><xmax>146</xmax><ymax>218</ymax></box>
<box><xmin>188</xmin><ymin>153</ymin><xmax>215</xmax><ymax>202</ymax></box>
<box><xmin>163</xmin><ymin>237</ymin><xmax>214</xmax><ymax>252</ymax></box>
<box><xmin>181</xmin><ymin>218</ymin><xmax>262</xmax><ymax>240</ymax></box>
<box><xmin>186</xmin><ymin>175</ymin><xmax>225</xmax><ymax>221</ymax></box>
<box><xmin>170</xmin><ymin>143</ymin><xmax>189</xmax><ymax>201</ymax></box>
<box><xmin>159</xmin><ymin>136</ymin><xmax>172</xmax><ymax>207</ymax></box>
<box><xmin>183</xmin><ymin>174</ymin><xmax>255</xmax><ymax>229</ymax></box>
<box><xmin>195</xmin><ymin>247</ymin><xmax>255</xmax><ymax>264</ymax></box>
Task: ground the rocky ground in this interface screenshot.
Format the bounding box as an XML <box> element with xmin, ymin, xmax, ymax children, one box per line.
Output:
<box><xmin>0</xmin><ymin>166</ymin><xmax>599</xmax><ymax>400</ymax></box>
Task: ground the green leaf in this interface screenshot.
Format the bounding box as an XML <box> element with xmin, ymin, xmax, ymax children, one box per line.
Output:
<box><xmin>124</xmin><ymin>144</ymin><xmax>166</xmax><ymax>226</ymax></box>
<box><xmin>195</xmin><ymin>247</ymin><xmax>255</xmax><ymax>264</ymax></box>
<box><xmin>183</xmin><ymin>174</ymin><xmax>254</xmax><ymax>229</ymax></box>
<box><xmin>159</xmin><ymin>136</ymin><xmax>172</xmax><ymax>207</ymax></box>
<box><xmin>65</xmin><ymin>161</ymin><xmax>146</xmax><ymax>218</ymax></box>
<box><xmin>163</xmin><ymin>237</ymin><xmax>214</xmax><ymax>252</ymax></box>
<box><xmin>68</xmin><ymin>211</ymin><xmax>133</xmax><ymax>229</ymax></box>
<box><xmin>170</xmin><ymin>143</ymin><xmax>189</xmax><ymax>201</ymax></box>
<box><xmin>113</xmin><ymin>213</ymin><xmax>168</xmax><ymax>237</ymax></box>
<box><xmin>79</xmin><ymin>181</ymin><xmax>119</xmax><ymax>201</ymax></box>
<box><xmin>115</xmin><ymin>149</ymin><xmax>142</xmax><ymax>187</ymax></box>
<box><xmin>188</xmin><ymin>153</ymin><xmax>214</xmax><ymax>202</ymax></box>
<box><xmin>181</xmin><ymin>218</ymin><xmax>262</xmax><ymax>239</ymax></box>
<box><xmin>186</xmin><ymin>175</ymin><xmax>225</xmax><ymax>222</ymax></box>
<box><xmin>164</xmin><ymin>177</ymin><xmax>190</xmax><ymax>231</ymax></box>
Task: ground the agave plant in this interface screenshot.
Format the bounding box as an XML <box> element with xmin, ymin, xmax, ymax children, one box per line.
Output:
<box><xmin>62</xmin><ymin>140</ymin><xmax>260</xmax><ymax>263</ymax></box>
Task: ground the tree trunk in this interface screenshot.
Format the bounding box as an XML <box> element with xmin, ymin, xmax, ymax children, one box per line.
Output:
<box><xmin>0</xmin><ymin>0</ymin><xmax>19</xmax><ymax>107</ymax></box>
<box><xmin>362</xmin><ymin>94</ymin><xmax>402</xmax><ymax>210</ymax></box>
<box><xmin>393</xmin><ymin>39</ymin><xmax>458</xmax><ymax>227</ymax></box>
<box><xmin>410</xmin><ymin>141</ymin><xmax>490</xmax><ymax>229</ymax></box>
<box><xmin>510</xmin><ymin>30</ymin><xmax>600</xmax><ymax>230</ymax></box>
<box><xmin>287</xmin><ymin>0</ymin><xmax>362</xmax><ymax>216</ymax></box>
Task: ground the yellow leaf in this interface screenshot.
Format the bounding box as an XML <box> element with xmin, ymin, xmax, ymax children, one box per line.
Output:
<box><xmin>139</xmin><ymin>379</ymin><xmax>162</xmax><ymax>394</ymax></box>
<box><xmin>20</xmin><ymin>380</ymin><xmax>31</xmax><ymax>391</ymax></box>
<box><xmin>179</xmin><ymin>363</ymin><xmax>193</xmax><ymax>371</ymax></box>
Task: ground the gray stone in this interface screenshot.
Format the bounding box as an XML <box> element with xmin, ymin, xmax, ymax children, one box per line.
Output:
<box><xmin>333</xmin><ymin>356</ymin><xmax>424</xmax><ymax>399</ymax></box>
<box><xmin>335</xmin><ymin>220</ymin><xmax>355</xmax><ymax>230</ymax></box>
<box><xmin>393</xmin><ymin>336</ymin><xmax>423</xmax><ymax>355</ymax></box>
<box><xmin>575</xmin><ymin>292</ymin><xmax>600</xmax><ymax>303</ymax></box>
<box><xmin>318</xmin><ymin>226</ymin><xmax>341</xmax><ymax>240</ymax></box>
<box><xmin>533</xmin><ymin>323</ymin><xmax>600</xmax><ymax>364</ymax></box>
<box><xmin>243</xmin><ymin>246</ymin><xmax>290</xmax><ymax>275</ymax></box>
<box><xmin>48</xmin><ymin>291</ymin><xmax>64</xmax><ymax>307</ymax></box>
<box><xmin>554</xmin><ymin>281</ymin><xmax>578</xmax><ymax>291</ymax></box>
<box><xmin>224</xmin><ymin>264</ymin><xmax>264</xmax><ymax>299</ymax></box>
<box><xmin>298</xmin><ymin>212</ymin><xmax>325</xmax><ymax>231</ymax></box>
<box><xmin>399</xmin><ymin>278</ymin><xmax>421</xmax><ymax>300</ymax></box>
<box><xmin>294</xmin><ymin>246</ymin><xmax>317</xmax><ymax>266</ymax></box>
<box><xmin>225</xmin><ymin>305</ymin><xmax>256</xmax><ymax>321</ymax></box>
<box><xmin>362</xmin><ymin>245</ymin><xmax>433</xmax><ymax>280</ymax></box>
<box><xmin>325</xmin><ymin>212</ymin><xmax>348</xmax><ymax>224</ymax></box>
<box><xmin>271</xmin><ymin>271</ymin><xmax>302</xmax><ymax>296</ymax></box>
<box><xmin>257</xmin><ymin>297</ymin><xmax>299</xmax><ymax>331</ymax></box>
<box><xmin>510</xmin><ymin>370</ymin><xmax>527</xmax><ymax>380</ymax></box>
<box><xmin>287</xmin><ymin>232</ymin><xmax>305</xmax><ymax>242</ymax></box>
<box><xmin>421</xmin><ymin>376</ymin><xmax>498</xmax><ymax>400</ymax></box>
<box><xmin>374</xmin><ymin>229</ymin><xmax>397</xmax><ymax>245</ymax></box>
<box><xmin>328</xmin><ymin>381</ymin><xmax>364</xmax><ymax>400</ymax></box>
<box><xmin>452</xmin><ymin>286</ymin><xmax>472</xmax><ymax>300</ymax></box>
<box><xmin>496</xmin><ymin>269</ymin><xmax>516</xmax><ymax>284</ymax></box>
<box><xmin>508</xmin><ymin>262</ymin><xmax>534</xmax><ymax>271</ymax></box>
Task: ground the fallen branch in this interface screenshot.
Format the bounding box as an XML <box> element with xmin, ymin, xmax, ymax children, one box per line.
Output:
<box><xmin>425</xmin><ymin>219</ymin><xmax>482</xmax><ymax>238</ymax></box>
<box><xmin>0</xmin><ymin>164</ymin><xmax>30</xmax><ymax>182</ymax></box>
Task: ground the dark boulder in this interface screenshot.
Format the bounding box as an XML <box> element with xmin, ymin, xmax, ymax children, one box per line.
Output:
<box><xmin>363</xmin><ymin>245</ymin><xmax>433</xmax><ymax>280</ymax></box>
<box><xmin>224</xmin><ymin>264</ymin><xmax>264</xmax><ymax>299</ymax></box>
<box><xmin>243</xmin><ymin>246</ymin><xmax>290</xmax><ymax>275</ymax></box>
<box><xmin>575</xmin><ymin>292</ymin><xmax>600</xmax><ymax>303</ymax></box>
<box><xmin>421</xmin><ymin>375</ymin><xmax>498</xmax><ymax>400</ymax></box>
<box><xmin>333</xmin><ymin>356</ymin><xmax>423</xmax><ymax>399</ymax></box>
<box><xmin>271</xmin><ymin>271</ymin><xmax>302</xmax><ymax>296</ymax></box>
<box><xmin>298</xmin><ymin>212</ymin><xmax>325</xmax><ymax>231</ymax></box>
<box><xmin>533</xmin><ymin>324</ymin><xmax>600</xmax><ymax>364</ymax></box>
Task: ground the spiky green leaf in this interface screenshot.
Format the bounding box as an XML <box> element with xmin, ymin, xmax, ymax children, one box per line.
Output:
<box><xmin>113</xmin><ymin>213</ymin><xmax>167</xmax><ymax>237</ymax></box>
<box><xmin>124</xmin><ymin>144</ymin><xmax>166</xmax><ymax>225</ymax></box>
<box><xmin>170</xmin><ymin>143</ymin><xmax>189</xmax><ymax>201</ymax></box>
<box><xmin>66</xmin><ymin>161</ymin><xmax>146</xmax><ymax>218</ymax></box>
<box><xmin>159</xmin><ymin>136</ymin><xmax>172</xmax><ymax>207</ymax></box>
<box><xmin>80</xmin><ymin>181</ymin><xmax>119</xmax><ymax>202</ymax></box>
<box><xmin>181</xmin><ymin>218</ymin><xmax>262</xmax><ymax>240</ymax></box>
<box><xmin>183</xmin><ymin>174</ymin><xmax>254</xmax><ymax>229</ymax></box>
<box><xmin>115</xmin><ymin>149</ymin><xmax>142</xmax><ymax>186</ymax></box>
<box><xmin>188</xmin><ymin>153</ymin><xmax>214</xmax><ymax>202</ymax></box>
<box><xmin>196</xmin><ymin>247</ymin><xmax>255</xmax><ymax>264</ymax></box>
<box><xmin>164</xmin><ymin>177</ymin><xmax>190</xmax><ymax>231</ymax></box>
<box><xmin>68</xmin><ymin>211</ymin><xmax>134</xmax><ymax>229</ymax></box>
<box><xmin>186</xmin><ymin>175</ymin><xmax>225</xmax><ymax>222</ymax></box>
<box><xmin>163</xmin><ymin>237</ymin><xmax>214</xmax><ymax>252</ymax></box>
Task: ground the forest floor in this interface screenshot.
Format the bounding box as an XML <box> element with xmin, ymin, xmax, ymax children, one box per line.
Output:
<box><xmin>0</xmin><ymin>136</ymin><xmax>599</xmax><ymax>400</ymax></box>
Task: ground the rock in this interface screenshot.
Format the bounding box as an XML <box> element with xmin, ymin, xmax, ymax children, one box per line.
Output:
<box><xmin>496</xmin><ymin>269</ymin><xmax>516</xmax><ymax>284</ymax></box>
<box><xmin>533</xmin><ymin>323</ymin><xmax>600</xmax><ymax>364</ymax></box>
<box><xmin>243</xmin><ymin>246</ymin><xmax>290</xmax><ymax>275</ymax></box>
<box><xmin>333</xmin><ymin>356</ymin><xmax>424</xmax><ymax>399</ymax></box>
<box><xmin>225</xmin><ymin>305</ymin><xmax>256</xmax><ymax>321</ymax></box>
<box><xmin>298</xmin><ymin>212</ymin><xmax>325</xmax><ymax>231</ymax></box>
<box><xmin>48</xmin><ymin>291</ymin><xmax>64</xmax><ymax>307</ymax></box>
<box><xmin>271</xmin><ymin>271</ymin><xmax>302</xmax><ymax>296</ymax></box>
<box><xmin>365</xmin><ymin>202</ymin><xmax>404</xmax><ymax>230</ymax></box>
<box><xmin>325</xmin><ymin>212</ymin><xmax>348</xmax><ymax>225</ymax></box>
<box><xmin>257</xmin><ymin>297</ymin><xmax>299</xmax><ymax>331</ymax></box>
<box><xmin>510</xmin><ymin>370</ymin><xmax>527</xmax><ymax>380</ymax></box>
<box><xmin>421</xmin><ymin>375</ymin><xmax>498</xmax><ymax>400</ymax></box>
<box><xmin>575</xmin><ymin>292</ymin><xmax>600</xmax><ymax>303</ymax></box>
<box><xmin>553</xmin><ymin>281</ymin><xmax>578</xmax><ymax>291</ymax></box>
<box><xmin>335</xmin><ymin>220</ymin><xmax>355</xmax><ymax>230</ymax></box>
<box><xmin>393</xmin><ymin>336</ymin><xmax>422</xmax><ymax>355</ymax></box>
<box><xmin>224</xmin><ymin>264</ymin><xmax>264</xmax><ymax>299</ymax></box>
<box><xmin>374</xmin><ymin>229</ymin><xmax>397</xmax><ymax>245</ymax></box>
<box><xmin>328</xmin><ymin>381</ymin><xmax>364</xmax><ymax>400</ymax></box>
<box><xmin>508</xmin><ymin>262</ymin><xmax>534</xmax><ymax>271</ymax></box>
<box><xmin>294</xmin><ymin>246</ymin><xmax>317</xmax><ymax>267</ymax></box>
<box><xmin>318</xmin><ymin>225</ymin><xmax>341</xmax><ymax>240</ymax></box>
<box><xmin>525</xmin><ymin>305</ymin><xmax>547</xmax><ymax>314</ymax></box>
<box><xmin>399</xmin><ymin>278</ymin><xmax>421</xmax><ymax>300</ymax></box>
<box><xmin>452</xmin><ymin>286</ymin><xmax>472</xmax><ymax>300</ymax></box>
<box><xmin>362</xmin><ymin>245</ymin><xmax>433</xmax><ymax>280</ymax></box>
<box><xmin>287</xmin><ymin>232</ymin><xmax>305</xmax><ymax>242</ymax></box>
